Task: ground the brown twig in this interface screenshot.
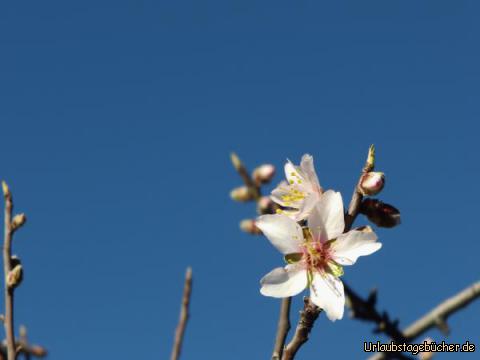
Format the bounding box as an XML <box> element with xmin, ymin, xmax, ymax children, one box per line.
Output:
<box><xmin>170</xmin><ymin>267</ymin><xmax>193</xmax><ymax>360</ymax></box>
<box><xmin>403</xmin><ymin>281</ymin><xmax>480</xmax><ymax>340</ymax></box>
<box><xmin>272</xmin><ymin>297</ymin><xmax>292</xmax><ymax>360</ymax></box>
<box><xmin>344</xmin><ymin>286</ymin><xmax>406</xmax><ymax>343</ymax></box>
<box><xmin>344</xmin><ymin>144</ymin><xmax>375</xmax><ymax>232</ymax></box>
<box><xmin>230</xmin><ymin>152</ymin><xmax>260</xmax><ymax>200</ymax></box>
<box><xmin>2</xmin><ymin>182</ymin><xmax>16</xmax><ymax>360</ymax></box>
<box><xmin>281</xmin><ymin>298</ymin><xmax>322</xmax><ymax>360</ymax></box>
<box><xmin>367</xmin><ymin>281</ymin><xmax>480</xmax><ymax>360</ymax></box>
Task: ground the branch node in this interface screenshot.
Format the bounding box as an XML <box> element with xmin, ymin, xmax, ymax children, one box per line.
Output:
<box><xmin>434</xmin><ymin>317</ymin><xmax>450</xmax><ymax>336</ymax></box>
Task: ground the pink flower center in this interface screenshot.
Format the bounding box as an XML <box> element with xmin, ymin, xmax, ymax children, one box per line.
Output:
<box><xmin>301</xmin><ymin>240</ymin><xmax>333</xmax><ymax>273</ymax></box>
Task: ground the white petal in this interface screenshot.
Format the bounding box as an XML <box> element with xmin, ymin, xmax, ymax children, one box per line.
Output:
<box><xmin>307</xmin><ymin>190</ymin><xmax>345</xmax><ymax>242</ymax></box>
<box><xmin>271</xmin><ymin>181</ymin><xmax>306</xmax><ymax>209</ymax></box>
<box><xmin>333</xmin><ymin>230</ymin><xmax>382</xmax><ymax>266</ymax></box>
<box><xmin>310</xmin><ymin>272</ymin><xmax>345</xmax><ymax>321</ymax></box>
<box><xmin>256</xmin><ymin>214</ymin><xmax>304</xmax><ymax>254</ymax></box>
<box><xmin>260</xmin><ymin>265</ymin><xmax>307</xmax><ymax>298</ymax></box>
<box><xmin>300</xmin><ymin>154</ymin><xmax>322</xmax><ymax>192</ymax></box>
<box><xmin>284</xmin><ymin>160</ymin><xmax>307</xmax><ymax>186</ymax></box>
<box><xmin>293</xmin><ymin>192</ymin><xmax>320</xmax><ymax>222</ymax></box>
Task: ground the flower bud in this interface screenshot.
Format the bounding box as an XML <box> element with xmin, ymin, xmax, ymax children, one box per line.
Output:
<box><xmin>359</xmin><ymin>172</ymin><xmax>385</xmax><ymax>196</ymax></box>
<box><xmin>257</xmin><ymin>196</ymin><xmax>279</xmax><ymax>214</ymax></box>
<box><xmin>252</xmin><ymin>164</ymin><xmax>276</xmax><ymax>185</ymax></box>
<box><xmin>239</xmin><ymin>219</ymin><xmax>262</xmax><ymax>235</ymax></box>
<box><xmin>11</xmin><ymin>213</ymin><xmax>27</xmax><ymax>232</ymax></box>
<box><xmin>230</xmin><ymin>186</ymin><xmax>254</xmax><ymax>202</ymax></box>
<box><xmin>360</xmin><ymin>199</ymin><xmax>401</xmax><ymax>228</ymax></box>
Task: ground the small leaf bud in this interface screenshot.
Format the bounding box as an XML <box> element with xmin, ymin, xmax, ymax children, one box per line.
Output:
<box><xmin>11</xmin><ymin>213</ymin><xmax>27</xmax><ymax>232</ymax></box>
<box><xmin>2</xmin><ymin>181</ymin><xmax>11</xmax><ymax>199</ymax></box>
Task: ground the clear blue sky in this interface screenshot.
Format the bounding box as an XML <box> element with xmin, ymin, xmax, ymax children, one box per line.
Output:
<box><xmin>1</xmin><ymin>1</ymin><xmax>479</xmax><ymax>359</ymax></box>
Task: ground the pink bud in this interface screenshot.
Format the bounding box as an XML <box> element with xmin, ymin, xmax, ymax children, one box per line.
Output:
<box><xmin>359</xmin><ymin>172</ymin><xmax>385</xmax><ymax>196</ymax></box>
<box><xmin>239</xmin><ymin>219</ymin><xmax>262</xmax><ymax>235</ymax></box>
<box><xmin>253</xmin><ymin>164</ymin><xmax>276</xmax><ymax>185</ymax></box>
<box><xmin>230</xmin><ymin>186</ymin><xmax>254</xmax><ymax>202</ymax></box>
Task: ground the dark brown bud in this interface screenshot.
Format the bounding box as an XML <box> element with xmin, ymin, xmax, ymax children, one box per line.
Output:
<box><xmin>257</xmin><ymin>196</ymin><xmax>279</xmax><ymax>214</ymax></box>
<box><xmin>360</xmin><ymin>199</ymin><xmax>401</xmax><ymax>228</ymax></box>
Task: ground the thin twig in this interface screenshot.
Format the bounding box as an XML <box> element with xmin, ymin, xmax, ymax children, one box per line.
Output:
<box><xmin>281</xmin><ymin>298</ymin><xmax>322</xmax><ymax>360</ymax></box>
<box><xmin>230</xmin><ymin>153</ymin><xmax>260</xmax><ymax>200</ymax></box>
<box><xmin>272</xmin><ymin>297</ymin><xmax>292</xmax><ymax>360</ymax></box>
<box><xmin>170</xmin><ymin>267</ymin><xmax>193</xmax><ymax>360</ymax></box>
<box><xmin>2</xmin><ymin>182</ymin><xmax>15</xmax><ymax>360</ymax></box>
<box><xmin>367</xmin><ymin>281</ymin><xmax>480</xmax><ymax>360</ymax></box>
<box><xmin>0</xmin><ymin>340</ymin><xmax>48</xmax><ymax>359</ymax></box>
<box><xmin>345</xmin><ymin>144</ymin><xmax>375</xmax><ymax>232</ymax></box>
<box><xmin>403</xmin><ymin>281</ymin><xmax>480</xmax><ymax>340</ymax></box>
<box><xmin>344</xmin><ymin>285</ymin><xmax>407</xmax><ymax>343</ymax></box>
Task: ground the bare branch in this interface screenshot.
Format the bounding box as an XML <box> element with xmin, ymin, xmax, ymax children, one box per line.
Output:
<box><xmin>367</xmin><ymin>281</ymin><xmax>480</xmax><ymax>360</ymax></box>
<box><xmin>402</xmin><ymin>281</ymin><xmax>480</xmax><ymax>340</ymax></box>
<box><xmin>170</xmin><ymin>267</ymin><xmax>193</xmax><ymax>360</ymax></box>
<box><xmin>345</xmin><ymin>144</ymin><xmax>375</xmax><ymax>231</ymax></box>
<box><xmin>281</xmin><ymin>298</ymin><xmax>322</xmax><ymax>360</ymax></box>
<box><xmin>230</xmin><ymin>153</ymin><xmax>260</xmax><ymax>201</ymax></box>
<box><xmin>2</xmin><ymin>182</ymin><xmax>16</xmax><ymax>360</ymax></box>
<box><xmin>272</xmin><ymin>297</ymin><xmax>291</xmax><ymax>360</ymax></box>
<box><xmin>344</xmin><ymin>286</ymin><xmax>406</xmax><ymax>343</ymax></box>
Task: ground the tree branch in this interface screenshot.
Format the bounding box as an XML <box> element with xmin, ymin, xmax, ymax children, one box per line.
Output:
<box><xmin>367</xmin><ymin>281</ymin><xmax>480</xmax><ymax>360</ymax></box>
<box><xmin>170</xmin><ymin>267</ymin><xmax>193</xmax><ymax>360</ymax></box>
<box><xmin>230</xmin><ymin>153</ymin><xmax>260</xmax><ymax>201</ymax></box>
<box><xmin>403</xmin><ymin>281</ymin><xmax>480</xmax><ymax>340</ymax></box>
<box><xmin>344</xmin><ymin>144</ymin><xmax>375</xmax><ymax>232</ymax></box>
<box><xmin>344</xmin><ymin>285</ymin><xmax>407</xmax><ymax>343</ymax></box>
<box><xmin>2</xmin><ymin>182</ymin><xmax>16</xmax><ymax>360</ymax></box>
<box><xmin>272</xmin><ymin>297</ymin><xmax>291</xmax><ymax>360</ymax></box>
<box><xmin>281</xmin><ymin>298</ymin><xmax>322</xmax><ymax>360</ymax></box>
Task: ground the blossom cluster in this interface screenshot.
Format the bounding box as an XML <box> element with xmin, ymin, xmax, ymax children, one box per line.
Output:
<box><xmin>257</xmin><ymin>155</ymin><xmax>382</xmax><ymax>321</ymax></box>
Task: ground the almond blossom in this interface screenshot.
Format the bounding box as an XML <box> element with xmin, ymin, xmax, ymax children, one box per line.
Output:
<box><xmin>256</xmin><ymin>190</ymin><xmax>382</xmax><ymax>321</ymax></box>
<box><xmin>270</xmin><ymin>154</ymin><xmax>323</xmax><ymax>221</ymax></box>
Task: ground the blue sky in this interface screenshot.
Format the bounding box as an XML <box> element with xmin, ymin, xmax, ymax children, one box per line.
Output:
<box><xmin>0</xmin><ymin>1</ymin><xmax>479</xmax><ymax>359</ymax></box>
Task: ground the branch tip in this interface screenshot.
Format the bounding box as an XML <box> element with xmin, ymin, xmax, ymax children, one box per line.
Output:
<box><xmin>230</xmin><ymin>152</ymin><xmax>242</xmax><ymax>170</ymax></box>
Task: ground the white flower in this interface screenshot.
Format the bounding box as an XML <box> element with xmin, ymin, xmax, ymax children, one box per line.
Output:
<box><xmin>256</xmin><ymin>190</ymin><xmax>382</xmax><ymax>321</ymax></box>
<box><xmin>270</xmin><ymin>154</ymin><xmax>322</xmax><ymax>221</ymax></box>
